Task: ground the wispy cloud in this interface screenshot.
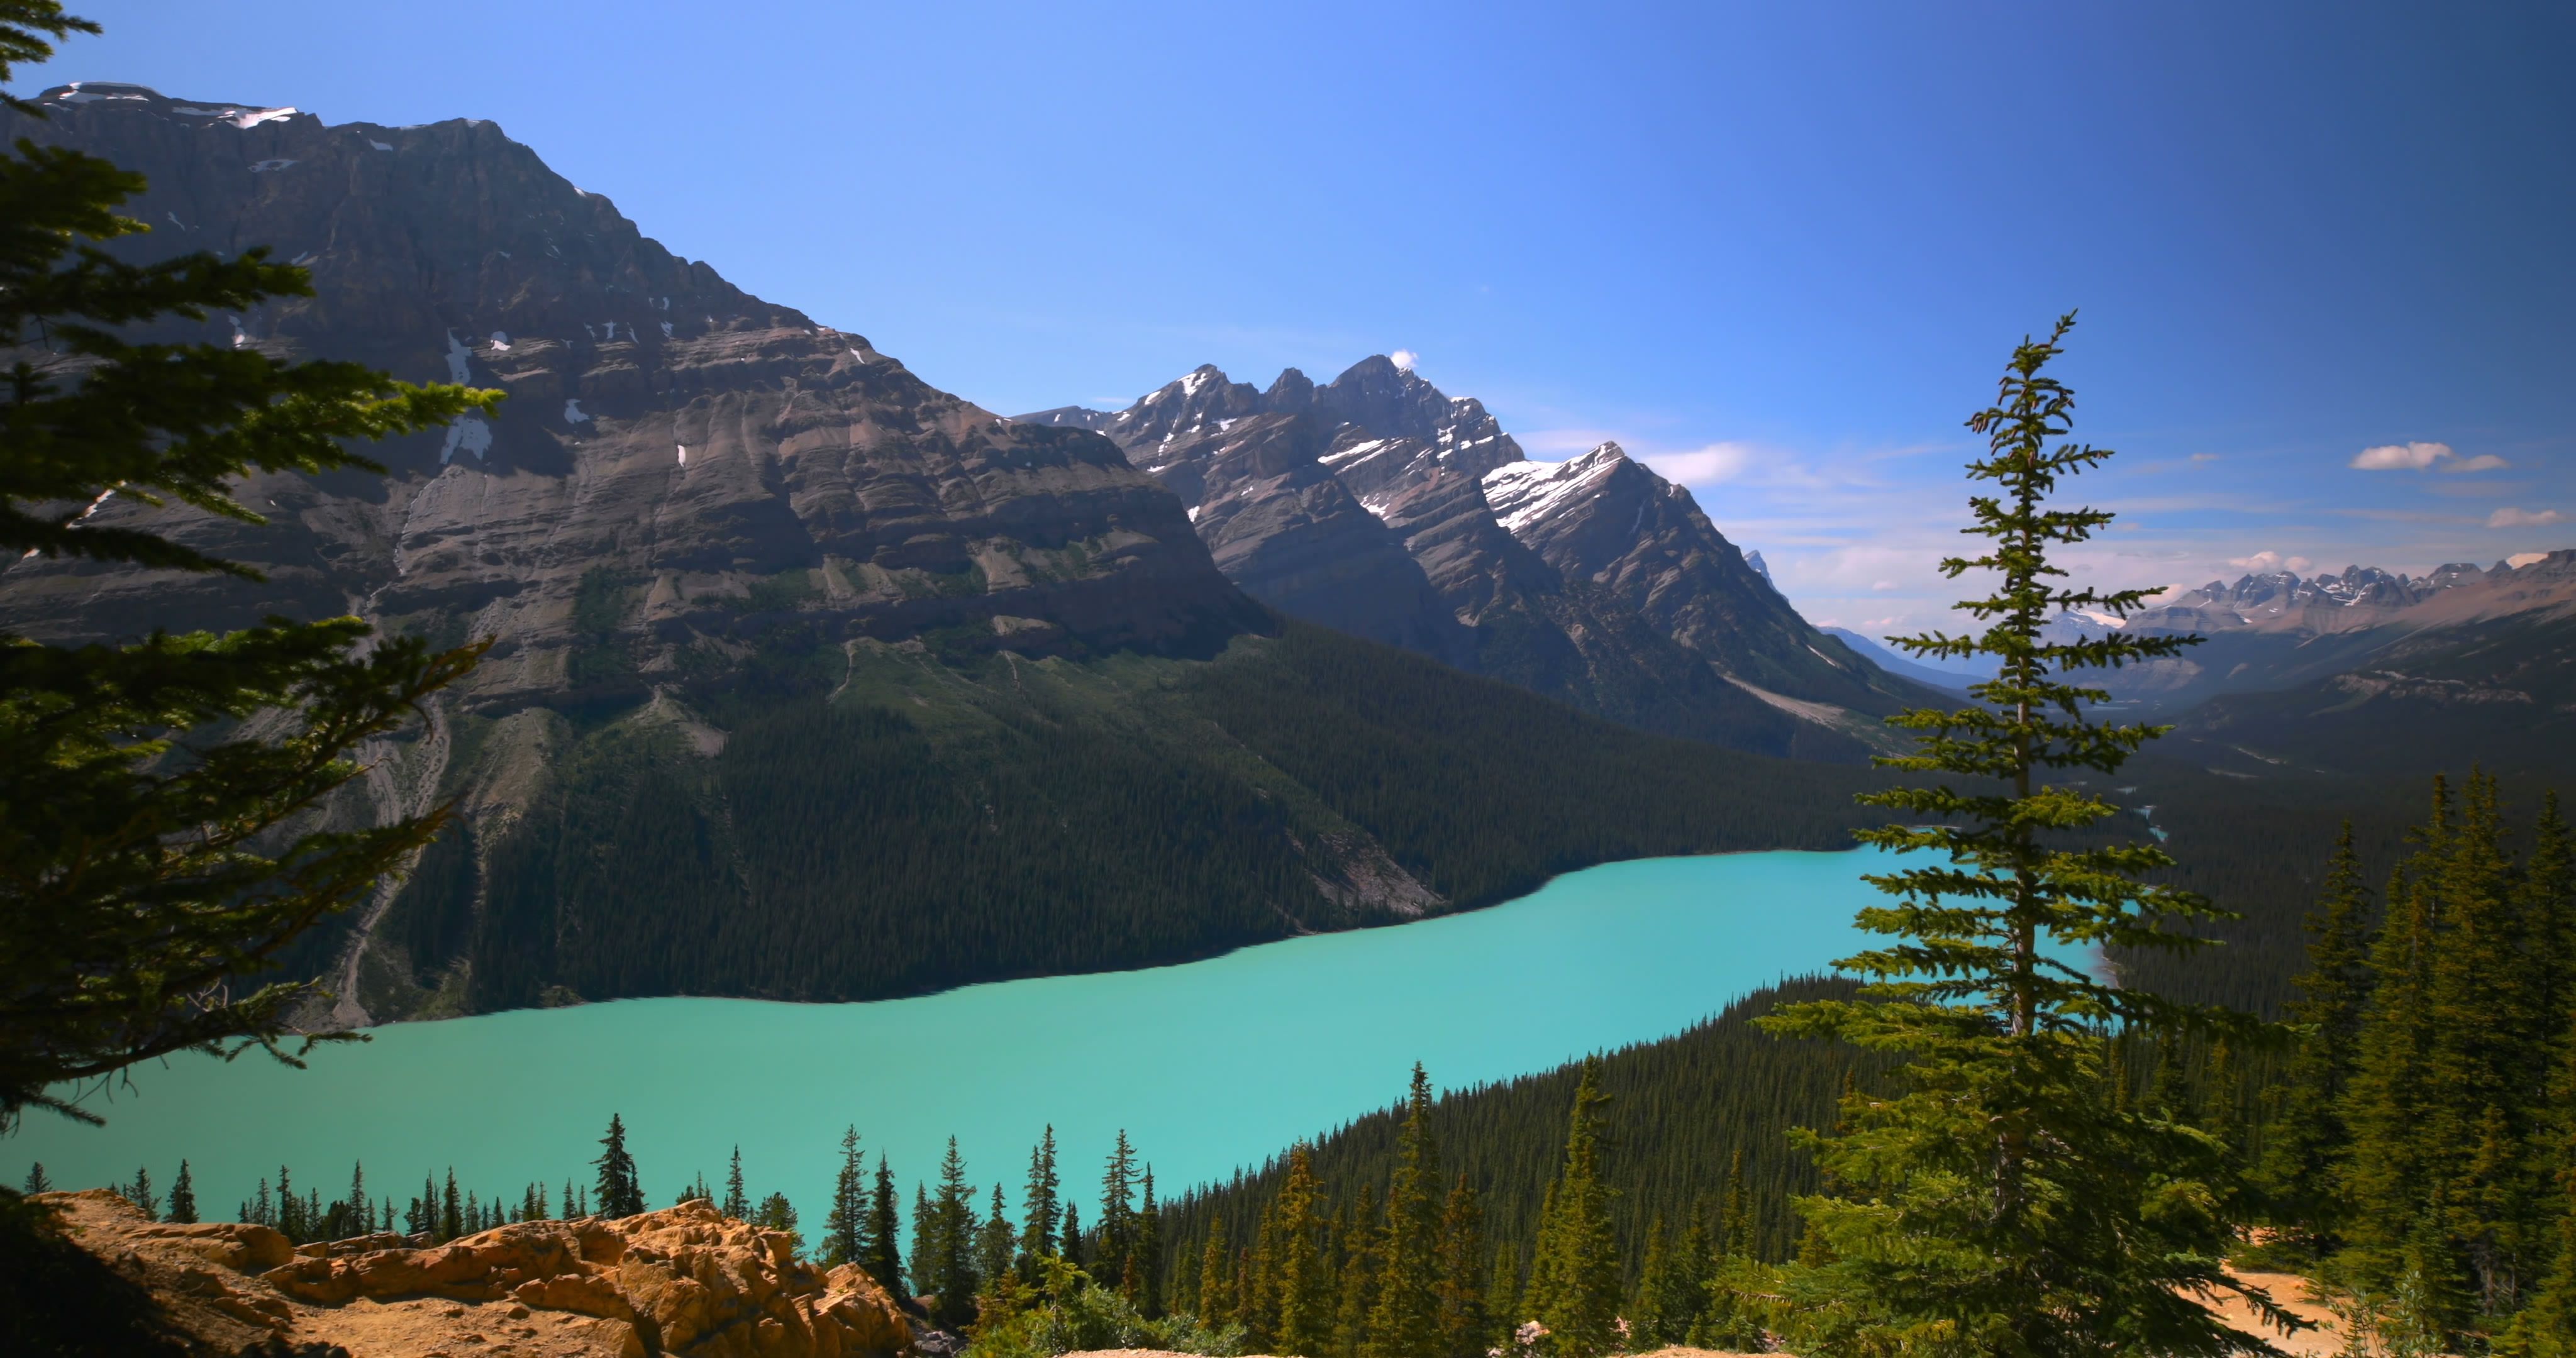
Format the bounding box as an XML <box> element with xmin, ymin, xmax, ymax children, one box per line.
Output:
<box><xmin>1639</xmin><ymin>442</ymin><xmax>1758</xmax><ymax>485</ymax></box>
<box><xmin>2348</xmin><ymin>441</ymin><xmax>2507</xmax><ymax>473</ymax></box>
<box><xmin>2228</xmin><ymin>550</ymin><xmax>2313</xmax><ymax>573</ymax></box>
<box><xmin>2350</xmin><ymin>441</ymin><xmax>2453</xmax><ymax>470</ymax></box>
<box><xmin>2489</xmin><ymin>507</ymin><xmax>2565</xmax><ymax>528</ymax></box>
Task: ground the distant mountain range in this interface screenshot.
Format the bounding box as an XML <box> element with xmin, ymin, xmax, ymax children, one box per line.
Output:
<box><xmin>1019</xmin><ymin>363</ymin><xmax>1941</xmax><ymax>759</ymax></box>
<box><xmin>0</xmin><ymin>84</ymin><xmax>1889</xmax><ymax>1020</ymax></box>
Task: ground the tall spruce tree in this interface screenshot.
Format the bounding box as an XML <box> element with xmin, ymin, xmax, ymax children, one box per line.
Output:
<box><xmin>823</xmin><ymin>1127</ymin><xmax>864</xmax><ymax>1266</ymax></box>
<box><xmin>1335</xmin><ymin>1180</ymin><xmax>1383</xmax><ymax>1358</ymax></box>
<box><xmin>928</xmin><ymin>1137</ymin><xmax>977</xmax><ymax>1326</ymax></box>
<box><xmin>864</xmin><ymin>1154</ymin><xmax>904</xmax><ymax>1297</ymax></box>
<box><xmin>21</xmin><ymin>1162</ymin><xmax>48</xmax><ymax>1194</ymax></box>
<box><xmin>1525</xmin><ymin>1057</ymin><xmax>1619</xmax><ymax>1358</ymax></box>
<box><xmin>592</xmin><ymin>1113</ymin><xmax>642</xmax><ymax>1219</ymax></box>
<box><xmin>0</xmin><ymin>0</ymin><xmax>496</xmax><ymax>1129</ymax></box>
<box><xmin>1433</xmin><ymin>1173</ymin><xmax>1489</xmax><ymax>1358</ymax></box>
<box><xmin>1099</xmin><ymin>1129</ymin><xmax>1138</xmax><ymax>1286</ymax></box>
<box><xmin>1273</xmin><ymin>1144</ymin><xmax>1333</xmax><ymax>1358</ymax></box>
<box><xmin>2259</xmin><ymin>822</ymin><xmax>2377</xmax><ymax>1253</ymax></box>
<box><xmin>724</xmin><ymin>1145</ymin><xmax>750</xmax><ymax>1221</ymax></box>
<box><xmin>1365</xmin><ymin>1064</ymin><xmax>1443</xmax><ymax>1358</ymax></box>
<box><xmin>1136</xmin><ymin>1168</ymin><xmax>1164</xmax><ymax>1320</ymax></box>
<box><xmin>165</xmin><ymin>1160</ymin><xmax>196</xmax><ymax>1224</ymax></box>
<box><xmin>1763</xmin><ymin>314</ymin><xmax>2289</xmax><ymax>1357</ymax></box>
<box><xmin>1198</xmin><ymin>1218</ymin><xmax>1236</xmax><ymax>1328</ymax></box>
<box><xmin>977</xmin><ymin>1183</ymin><xmax>1014</xmax><ymax>1305</ymax></box>
<box><xmin>1020</xmin><ymin>1125</ymin><xmax>1060</xmax><ymax>1273</ymax></box>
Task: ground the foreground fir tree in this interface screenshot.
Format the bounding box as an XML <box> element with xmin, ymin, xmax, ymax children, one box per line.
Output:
<box><xmin>0</xmin><ymin>0</ymin><xmax>497</xmax><ymax>1129</ymax></box>
<box><xmin>1764</xmin><ymin>314</ymin><xmax>2295</xmax><ymax>1357</ymax></box>
<box><xmin>592</xmin><ymin>1114</ymin><xmax>643</xmax><ymax>1218</ymax></box>
<box><xmin>2257</xmin><ymin>825</ymin><xmax>2375</xmax><ymax>1255</ymax></box>
<box><xmin>1365</xmin><ymin>1064</ymin><xmax>1443</xmax><ymax>1358</ymax></box>
<box><xmin>1525</xmin><ymin>1057</ymin><xmax>1619</xmax><ymax>1357</ymax></box>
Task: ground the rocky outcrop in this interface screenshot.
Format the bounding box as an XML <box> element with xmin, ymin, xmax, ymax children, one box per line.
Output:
<box><xmin>33</xmin><ymin>1190</ymin><xmax>911</xmax><ymax>1358</ymax></box>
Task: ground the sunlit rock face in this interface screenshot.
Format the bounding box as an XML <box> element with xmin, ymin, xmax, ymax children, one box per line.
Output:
<box><xmin>0</xmin><ymin>82</ymin><xmax>1263</xmax><ymax>710</ymax></box>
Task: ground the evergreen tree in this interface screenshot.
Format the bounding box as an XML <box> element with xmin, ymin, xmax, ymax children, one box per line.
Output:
<box><xmin>724</xmin><ymin>1145</ymin><xmax>748</xmax><ymax>1221</ymax></box>
<box><xmin>2260</xmin><ymin>822</ymin><xmax>2377</xmax><ymax>1253</ymax></box>
<box><xmin>1021</xmin><ymin>1125</ymin><xmax>1060</xmax><ymax>1274</ymax></box>
<box><xmin>166</xmin><ymin>1159</ymin><xmax>196</xmax><ymax>1225</ymax></box>
<box><xmin>910</xmin><ymin>1182</ymin><xmax>933</xmax><ymax>1305</ymax></box>
<box><xmin>344</xmin><ymin>1163</ymin><xmax>364</xmax><ymax>1237</ymax></box>
<box><xmin>1763</xmin><ymin>314</ymin><xmax>2285</xmax><ymax>1357</ymax></box>
<box><xmin>592</xmin><ymin>1113</ymin><xmax>642</xmax><ymax>1218</ymax></box>
<box><xmin>1136</xmin><ymin>1169</ymin><xmax>1163</xmax><ymax>1320</ymax></box>
<box><xmin>0</xmin><ymin>0</ymin><xmax>496</xmax><ymax>1127</ymax></box>
<box><xmin>1718</xmin><ymin>1148</ymin><xmax>1751</xmax><ymax>1262</ymax></box>
<box><xmin>2424</xmin><ymin>773</ymin><xmax>2549</xmax><ymax>1315</ymax></box>
<box><xmin>119</xmin><ymin>1164</ymin><xmax>155</xmax><ymax>1220</ymax></box>
<box><xmin>1484</xmin><ymin>1240</ymin><xmax>1523</xmax><ymax>1340</ymax></box>
<box><xmin>465</xmin><ymin>1190</ymin><xmax>479</xmax><ymax>1237</ymax></box>
<box><xmin>1524</xmin><ymin>1058</ymin><xmax>1618</xmax><ymax>1358</ymax></box>
<box><xmin>823</xmin><ymin>1126</ymin><xmax>865</xmax><ymax>1266</ymax></box>
<box><xmin>20</xmin><ymin>1162</ymin><xmax>47</xmax><ymax>1194</ymax></box>
<box><xmin>441</xmin><ymin>1169</ymin><xmax>462</xmax><ymax>1242</ymax></box>
<box><xmin>1334</xmin><ymin>1180</ymin><xmax>1382</xmax><ymax>1358</ymax></box>
<box><xmin>977</xmin><ymin>1183</ymin><xmax>1014</xmax><ymax>1306</ymax></box>
<box><xmin>1099</xmin><ymin>1129</ymin><xmax>1138</xmax><ymax>1285</ymax></box>
<box><xmin>1630</xmin><ymin>1216</ymin><xmax>1701</xmax><ymax>1349</ymax></box>
<box><xmin>1197</xmin><ymin>1217</ymin><xmax>1235</xmax><ymax>1324</ymax></box>
<box><xmin>753</xmin><ymin>1191</ymin><xmax>802</xmax><ymax>1248</ymax></box>
<box><xmin>253</xmin><ymin>1177</ymin><xmax>272</xmax><ymax>1230</ymax></box>
<box><xmin>1365</xmin><ymin>1064</ymin><xmax>1443</xmax><ymax>1358</ymax></box>
<box><xmin>277</xmin><ymin>1166</ymin><xmax>297</xmax><ymax>1242</ymax></box>
<box><xmin>1433</xmin><ymin>1174</ymin><xmax>1489</xmax><ymax>1358</ymax></box>
<box><xmin>1272</xmin><ymin>1145</ymin><xmax>1333</xmax><ymax>1358</ymax></box>
<box><xmin>864</xmin><ymin>1154</ymin><xmax>904</xmax><ymax>1297</ymax></box>
<box><xmin>1060</xmin><ymin>1200</ymin><xmax>1084</xmax><ymax>1271</ymax></box>
<box><xmin>930</xmin><ymin>1138</ymin><xmax>979</xmax><ymax>1325</ymax></box>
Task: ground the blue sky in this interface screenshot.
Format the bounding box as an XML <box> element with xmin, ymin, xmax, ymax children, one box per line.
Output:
<box><xmin>44</xmin><ymin>1</ymin><xmax>2574</xmax><ymax>635</ymax></box>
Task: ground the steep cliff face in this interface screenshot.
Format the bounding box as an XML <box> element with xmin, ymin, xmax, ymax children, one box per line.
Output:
<box><xmin>1</xmin><ymin>83</ymin><xmax>1257</xmax><ymax>706</ymax></box>
<box><xmin>1041</xmin><ymin>359</ymin><xmax>1935</xmax><ymax>758</ymax></box>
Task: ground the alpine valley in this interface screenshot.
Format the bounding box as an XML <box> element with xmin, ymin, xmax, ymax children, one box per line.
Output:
<box><xmin>0</xmin><ymin>84</ymin><xmax>1911</xmax><ymax>1025</ymax></box>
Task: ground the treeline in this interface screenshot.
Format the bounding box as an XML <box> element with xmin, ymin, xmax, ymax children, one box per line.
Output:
<box><xmin>386</xmin><ymin>617</ymin><xmax>1884</xmax><ymax>1015</ymax></box>
<box><xmin>1152</xmin><ymin>978</ymin><xmax>1876</xmax><ymax>1355</ymax></box>
<box><xmin>2237</xmin><ymin>773</ymin><xmax>2576</xmax><ymax>1348</ymax></box>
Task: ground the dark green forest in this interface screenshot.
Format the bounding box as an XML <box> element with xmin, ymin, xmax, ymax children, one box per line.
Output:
<box><xmin>369</xmin><ymin>619</ymin><xmax>1891</xmax><ymax>1014</ymax></box>
<box><xmin>1154</xmin><ymin>976</ymin><xmax>1877</xmax><ymax>1293</ymax></box>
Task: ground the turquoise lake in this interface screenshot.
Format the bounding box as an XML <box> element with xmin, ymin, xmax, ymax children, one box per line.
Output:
<box><xmin>19</xmin><ymin>849</ymin><xmax>1901</xmax><ymax>1223</ymax></box>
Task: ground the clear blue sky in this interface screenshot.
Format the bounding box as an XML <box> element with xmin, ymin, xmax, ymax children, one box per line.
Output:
<box><xmin>42</xmin><ymin>1</ymin><xmax>2575</xmax><ymax>634</ymax></box>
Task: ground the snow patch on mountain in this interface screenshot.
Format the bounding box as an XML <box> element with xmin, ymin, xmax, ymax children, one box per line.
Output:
<box><xmin>1482</xmin><ymin>442</ymin><xmax>1628</xmax><ymax>535</ymax></box>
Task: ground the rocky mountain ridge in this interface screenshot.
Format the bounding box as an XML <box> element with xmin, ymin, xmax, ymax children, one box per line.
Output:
<box><xmin>1023</xmin><ymin>360</ymin><xmax>1936</xmax><ymax>758</ymax></box>
<box><xmin>0</xmin><ymin>84</ymin><xmax>1886</xmax><ymax>1022</ymax></box>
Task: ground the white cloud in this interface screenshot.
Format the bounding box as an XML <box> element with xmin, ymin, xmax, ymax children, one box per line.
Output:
<box><xmin>2509</xmin><ymin>552</ymin><xmax>2551</xmax><ymax>568</ymax></box>
<box><xmin>1389</xmin><ymin>348</ymin><xmax>1418</xmax><ymax>372</ymax></box>
<box><xmin>2190</xmin><ymin>452</ymin><xmax>2220</xmax><ymax>463</ymax></box>
<box><xmin>1861</xmin><ymin>616</ymin><xmax>1901</xmax><ymax>629</ymax></box>
<box><xmin>1639</xmin><ymin>442</ymin><xmax>1757</xmax><ymax>485</ymax></box>
<box><xmin>2348</xmin><ymin>440</ymin><xmax>2503</xmax><ymax>473</ymax></box>
<box><xmin>2488</xmin><ymin>507</ymin><xmax>2565</xmax><ymax>528</ymax></box>
<box><xmin>2350</xmin><ymin>441</ymin><xmax>2453</xmax><ymax>470</ymax></box>
<box><xmin>2227</xmin><ymin>550</ymin><xmax>2313</xmax><ymax>573</ymax></box>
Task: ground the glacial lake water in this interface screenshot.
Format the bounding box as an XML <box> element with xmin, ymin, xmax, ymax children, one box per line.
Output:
<box><xmin>19</xmin><ymin>849</ymin><xmax>1902</xmax><ymax>1224</ymax></box>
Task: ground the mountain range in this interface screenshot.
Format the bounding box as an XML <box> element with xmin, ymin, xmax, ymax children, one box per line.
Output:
<box><xmin>0</xmin><ymin>84</ymin><xmax>1887</xmax><ymax>1020</ymax></box>
<box><xmin>1021</xmin><ymin>362</ymin><xmax>1938</xmax><ymax>760</ymax></box>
